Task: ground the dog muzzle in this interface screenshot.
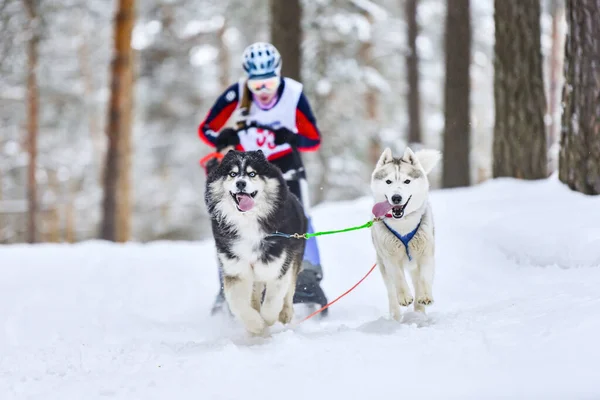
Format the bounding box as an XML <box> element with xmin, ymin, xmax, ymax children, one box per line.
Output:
<box><xmin>372</xmin><ymin>196</ymin><xmax>412</xmax><ymax>219</ymax></box>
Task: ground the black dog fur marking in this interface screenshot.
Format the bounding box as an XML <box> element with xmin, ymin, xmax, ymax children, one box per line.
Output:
<box><xmin>205</xmin><ymin>150</ymin><xmax>307</xmax><ymax>281</ymax></box>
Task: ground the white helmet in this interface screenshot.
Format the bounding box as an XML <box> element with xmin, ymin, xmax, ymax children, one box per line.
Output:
<box><xmin>241</xmin><ymin>42</ymin><xmax>282</xmax><ymax>79</ymax></box>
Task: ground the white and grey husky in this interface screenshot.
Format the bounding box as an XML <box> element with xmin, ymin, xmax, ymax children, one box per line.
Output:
<box><xmin>370</xmin><ymin>147</ymin><xmax>442</xmax><ymax>320</ymax></box>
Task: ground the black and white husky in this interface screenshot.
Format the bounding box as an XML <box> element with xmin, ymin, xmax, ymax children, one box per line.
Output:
<box><xmin>205</xmin><ymin>150</ymin><xmax>306</xmax><ymax>335</ymax></box>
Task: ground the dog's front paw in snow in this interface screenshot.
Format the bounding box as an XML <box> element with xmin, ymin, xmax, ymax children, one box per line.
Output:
<box><xmin>260</xmin><ymin>301</ymin><xmax>285</xmax><ymax>327</ymax></box>
<box><xmin>243</xmin><ymin>312</ymin><xmax>267</xmax><ymax>336</ymax></box>
<box><xmin>414</xmin><ymin>295</ymin><xmax>433</xmax><ymax>313</ymax></box>
<box><xmin>417</xmin><ymin>296</ymin><xmax>433</xmax><ymax>306</ymax></box>
<box><xmin>417</xmin><ymin>285</ymin><xmax>434</xmax><ymax>306</ymax></box>
<box><xmin>260</xmin><ymin>311</ymin><xmax>278</xmax><ymax>327</ymax></box>
<box><xmin>278</xmin><ymin>303</ymin><xmax>294</xmax><ymax>324</ymax></box>
<box><xmin>397</xmin><ymin>291</ymin><xmax>414</xmax><ymax>307</ymax></box>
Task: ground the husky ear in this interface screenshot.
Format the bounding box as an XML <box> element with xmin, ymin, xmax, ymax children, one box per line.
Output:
<box><xmin>221</xmin><ymin>149</ymin><xmax>238</xmax><ymax>162</ymax></box>
<box><xmin>402</xmin><ymin>147</ymin><xmax>417</xmax><ymax>165</ymax></box>
<box><xmin>414</xmin><ymin>149</ymin><xmax>442</xmax><ymax>175</ymax></box>
<box><xmin>377</xmin><ymin>147</ymin><xmax>394</xmax><ymax>167</ymax></box>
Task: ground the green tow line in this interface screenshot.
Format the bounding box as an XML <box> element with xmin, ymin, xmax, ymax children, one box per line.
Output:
<box><xmin>267</xmin><ymin>218</ymin><xmax>381</xmax><ymax>240</ymax></box>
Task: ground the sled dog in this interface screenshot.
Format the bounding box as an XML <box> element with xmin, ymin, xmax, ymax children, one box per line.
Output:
<box><xmin>370</xmin><ymin>147</ymin><xmax>441</xmax><ymax>320</ymax></box>
<box><xmin>205</xmin><ymin>150</ymin><xmax>306</xmax><ymax>335</ymax></box>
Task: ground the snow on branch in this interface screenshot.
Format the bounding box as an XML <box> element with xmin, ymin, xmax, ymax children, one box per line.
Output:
<box><xmin>190</xmin><ymin>44</ymin><xmax>218</xmax><ymax>67</ymax></box>
<box><xmin>330</xmin><ymin>13</ymin><xmax>372</xmax><ymax>42</ymax></box>
<box><xmin>363</xmin><ymin>66</ymin><xmax>390</xmax><ymax>93</ymax></box>
<box><xmin>316</xmin><ymin>79</ymin><xmax>332</xmax><ymax>96</ymax></box>
<box><xmin>353</xmin><ymin>14</ymin><xmax>371</xmax><ymax>42</ymax></box>
<box><xmin>181</xmin><ymin>15</ymin><xmax>225</xmax><ymax>39</ymax></box>
<box><xmin>132</xmin><ymin>20</ymin><xmax>162</xmax><ymax>50</ymax></box>
<box><xmin>350</xmin><ymin>0</ymin><xmax>387</xmax><ymax>22</ymax></box>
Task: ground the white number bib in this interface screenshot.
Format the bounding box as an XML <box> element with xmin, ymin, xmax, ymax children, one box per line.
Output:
<box><xmin>238</xmin><ymin>126</ymin><xmax>291</xmax><ymax>159</ymax></box>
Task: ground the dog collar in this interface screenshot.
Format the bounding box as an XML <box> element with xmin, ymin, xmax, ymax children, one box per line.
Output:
<box><xmin>382</xmin><ymin>218</ymin><xmax>422</xmax><ymax>261</ymax></box>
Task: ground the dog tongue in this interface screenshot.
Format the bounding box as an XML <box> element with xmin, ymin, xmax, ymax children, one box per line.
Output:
<box><xmin>372</xmin><ymin>201</ymin><xmax>393</xmax><ymax>218</ymax></box>
<box><xmin>237</xmin><ymin>194</ymin><xmax>254</xmax><ymax>212</ymax></box>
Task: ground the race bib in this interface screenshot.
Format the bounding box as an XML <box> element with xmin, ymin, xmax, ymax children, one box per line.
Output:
<box><xmin>238</xmin><ymin>126</ymin><xmax>290</xmax><ymax>158</ymax></box>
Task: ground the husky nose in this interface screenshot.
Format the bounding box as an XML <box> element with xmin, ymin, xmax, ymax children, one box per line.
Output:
<box><xmin>391</xmin><ymin>194</ymin><xmax>402</xmax><ymax>204</ymax></box>
<box><xmin>236</xmin><ymin>180</ymin><xmax>247</xmax><ymax>191</ymax></box>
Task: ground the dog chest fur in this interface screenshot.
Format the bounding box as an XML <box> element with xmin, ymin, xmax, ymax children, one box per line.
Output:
<box><xmin>218</xmin><ymin>218</ymin><xmax>287</xmax><ymax>282</ymax></box>
<box><xmin>371</xmin><ymin>204</ymin><xmax>434</xmax><ymax>265</ymax></box>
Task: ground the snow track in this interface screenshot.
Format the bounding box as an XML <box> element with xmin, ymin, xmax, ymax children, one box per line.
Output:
<box><xmin>1</xmin><ymin>177</ymin><xmax>599</xmax><ymax>399</ymax></box>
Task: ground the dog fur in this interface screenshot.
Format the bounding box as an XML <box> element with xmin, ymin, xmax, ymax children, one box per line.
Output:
<box><xmin>370</xmin><ymin>147</ymin><xmax>442</xmax><ymax>320</ymax></box>
<box><xmin>205</xmin><ymin>150</ymin><xmax>306</xmax><ymax>335</ymax></box>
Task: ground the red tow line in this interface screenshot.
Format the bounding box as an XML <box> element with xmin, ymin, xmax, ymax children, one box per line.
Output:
<box><xmin>298</xmin><ymin>262</ymin><xmax>378</xmax><ymax>324</ymax></box>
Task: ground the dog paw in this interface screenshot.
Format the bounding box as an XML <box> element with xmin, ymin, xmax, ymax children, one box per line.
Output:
<box><xmin>278</xmin><ymin>304</ymin><xmax>294</xmax><ymax>324</ymax></box>
<box><xmin>261</xmin><ymin>313</ymin><xmax>277</xmax><ymax>327</ymax></box>
<box><xmin>397</xmin><ymin>293</ymin><xmax>414</xmax><ymax>307</ymax></box>
<box><xmin>245</xmin><ymin>313</ymin><xmax>267</xmax><ymax>335</ymax></box>
<box><xmin>261</xmin><ymin>306</ymin><xmax>283</xmax><ymax>327</ymax></box>
<box><xmin>417</xmin><ymin>296</ymin><xmax>433</xmax><ymax>306</ymax></box>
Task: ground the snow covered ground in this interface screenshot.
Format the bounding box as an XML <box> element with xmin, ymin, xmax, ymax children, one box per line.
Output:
<box><xmin>1</xmin><ymin>176</ymin><xmax>600</xmax><ymax>399</ymax></box>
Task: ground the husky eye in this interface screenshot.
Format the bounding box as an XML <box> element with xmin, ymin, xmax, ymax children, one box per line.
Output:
<box><xmin>404</xmin><ymin>179</ymin><xmax>411</xmax><ymax>184</ymax></box>
<box><xmin>248</xmin><ymin>171</ymin><xmax>257</xmax><ymax>178</ymax></box>
<box><xmin>229</xmin><ymin>171</ymin><xmax>237</xmax><ymax>178</ymax></box>
<box><xmin>385</xmin><ymin>180</ymin><xmax>392</xmax><ymax>185</ymax></box>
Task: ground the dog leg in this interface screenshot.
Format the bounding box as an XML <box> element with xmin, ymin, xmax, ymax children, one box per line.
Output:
<box><xmin>278</xmin><ymin>285</ymin><xmax>295</xmax><ymax>325</ymax></box>
<box><xmin>377</xmin><ymin>256</ymin><xmax>401</xmax><ymax>321</ymax></box>
<box><xmin>279</xmin><ymin>262</ymin><xmax>299</xmax><ymax>324</ymax></box>
<box><xmin>416</xmin><ymin>253</ymin><xmax>435</xmax><ymax>307</ymax></box>
<box><xmin>392</xmin><ymin>260</ymin><xmax>414</xmax><ymax>307</ymax></box>
<box><xmin>409</xmin><ymin>268</ymin><xmax>425</xmax><ymax>313</ymax></box>
<box><xmin>224</xmin><ymin>275</ymin><xmax>266</xmax><ymax>336</ymax></box>
<box><xmin>261</xmin><ymin>272</ymin><xmax>292</xmax><ymax>327</ymax></box>
<box><xmin>251</xmin><ymin>282</ymin><xmax>265</xmax><ymax>312</ymax></box>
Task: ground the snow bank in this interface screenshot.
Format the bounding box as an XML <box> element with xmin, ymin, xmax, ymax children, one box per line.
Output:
<box><xmin>1</xmin><ymin>177</ymin><xmax>599</xmax><ymax>399</ymax></box>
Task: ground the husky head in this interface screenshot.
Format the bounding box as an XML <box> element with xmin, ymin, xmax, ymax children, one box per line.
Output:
<box><xmin>370</xmin><ymin>147</ymin><xmax>441</xmax><ymax>219</ymax></box>
<box><xmin>205</xmin><ymin>150</ymin><xmax>284</xmax><ymax>218</ymax></box>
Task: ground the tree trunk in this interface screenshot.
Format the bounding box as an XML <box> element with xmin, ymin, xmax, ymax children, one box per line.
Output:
<box><xmin>558</xmin><ymin>0</ymin><xmax>600</xmax><ymax>194</ymax></box>
<box><xmin>100</xmin><ymin>0</ymin><xmax>135</xmax><ymax>241</ymax></box>
<box><xmin>270</xmin><ymin>0</ymin><xmax>301</xmax><ymax>81</ymax></box>
<box><xmin>218</xmin><ymin>21</ymin><xmax>230</xmax><ymax>91</ymax></box>
<box><xmin>46</xmin><ymin>170</ymin><xmax>59</xmax><ymax>242</ymax></box>
<box><xmin>357</xmin><ymin>11</ymin><xmax>382</xmax><ymax>168</ymax></box>
<box><xmin>0</xmin><ymin>173</ymin><xmax>4</xmax><ymax>242</ymax></box>
<box><xmin>310</xmin><ymin>5</ymin><xmax>332</xmax><ymax>206</ymax></box>
<box><xmin>406</xmin><ymin>0</ymin><xmax>422</xmax><ymax>144</ymax></box>
<box><xmin>547</xmin><ymin>0</ymin><xmax>564</xmax><ymax>150</ymax></box>
<box><xmin>442</xmin><ymin>0</ymin><xmax>471</xmax><ymax>188</ymax></box>
<box><xmin>116</xmin><ymin>46</ymin><xmax>133</xmax><ymax>243</ymax></box>
<box><xmin>492</xmin><ymin>0</ymin><xmax>547</xmax><ymax>179</ymax></box>
<box><xmin>66</xmin><ymin>181</ymin><xmax>75</xmax><ymax>243</ymax></box>
<box><xmin>23</xmin><ymin>0</ymin><xmax>39</xmax><ymax>243</ymax></box>
<box><xmin>77</xmin><ymin>18</ymin><xmax>103</xmax><ymax>169</ymax></box>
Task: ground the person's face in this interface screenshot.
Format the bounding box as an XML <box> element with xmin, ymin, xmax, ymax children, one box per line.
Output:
<box><xmin>247</xmin><ymin>76</ymin><xmax>280</xmax><ymax>104</ymax></box>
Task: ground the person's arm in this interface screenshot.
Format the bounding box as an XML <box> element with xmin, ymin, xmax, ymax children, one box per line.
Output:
<box><xmin>198</xmin><ymin>83</ymin><xmax>240</xmax><ymax>147</ymax></box>
<box><xmin>293</xmin><ymin>92</ymin><xmax>321</xmax><ymax>151</ymax></box>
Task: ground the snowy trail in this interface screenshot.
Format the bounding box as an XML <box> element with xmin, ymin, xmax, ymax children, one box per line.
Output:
<box><xmin>1</xmin><ymin>177</ymin><xmax>600</xmax><ymax>399</ymax></box>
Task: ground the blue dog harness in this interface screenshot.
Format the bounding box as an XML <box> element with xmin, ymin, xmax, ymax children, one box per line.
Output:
<box><xmin>382</xmin><ymin>219</ymin><xmax>422</xmax><ymax>261</ymax></box>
